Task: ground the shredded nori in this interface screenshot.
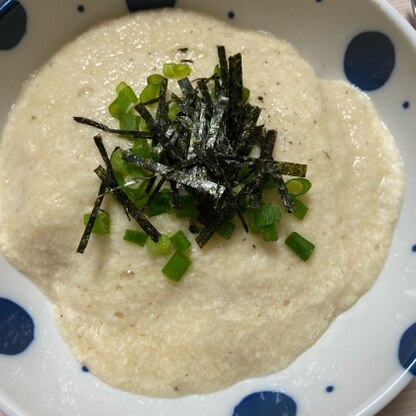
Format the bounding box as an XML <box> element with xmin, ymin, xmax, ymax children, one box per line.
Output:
<box><xmin>76</xmin><ymin>46</ymin><xmax>309</xmax><ymax>253</ymax></box>
<box><xmin>73</xmin><ymin>116</ymin><xmax>153</xmax><ymax>139</ymax></box>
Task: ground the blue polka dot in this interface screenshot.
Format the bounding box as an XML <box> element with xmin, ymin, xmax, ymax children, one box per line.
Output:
<box><xmin>398</xmin><ymin>322</ymin><xmax>416</xmax><ymax>375</ymax></box>
<box><xmin>77</xmin><ymin>4</ymin><xmax>85</xmax><ymax>13</ymax></box>
<box><xmin>344</xmin><ymin>31</ymin><xmax>395</xmax><ymax>91</ymax></box>
<box><xmin>403</xmin><ymin>101</ymin><xmax>410</xmax><ymax>109</ymax></box>
<box><xmin>228</xmin><ymin>11</ymin><xmax>235</xmax><ymax>19</ymax></box>
<box><xmin>0</xmin><ymin>298</ymin><xmax>34</xmax><ymax>355</ymax></box>
<box><xmin>125</xmin><ymin>0</ymin><xmax>176</xmax><ymax>12</ymax></box>
<box><xmin>233</xmin><ymin>391</ymin><xmax>297</xmax><ymax>416</ymax></box>
<box><xmin>82</xmin><ymin>365</ymin><xmax>89</xmax><ymax>372</ymax></box>
<box><xmin>0</xmin><ymin>0</ymin><xmax>27</xmax><ymax>50</ymax></box>
<box><xmin>412</xmin><ymin>244</ymin><xmax>416</xmax><ymax>253</ymax></box>
<box><xmin>326</xmin><ymin>385</ymin><xmax>334</xmax><ymax>393</ymax></box>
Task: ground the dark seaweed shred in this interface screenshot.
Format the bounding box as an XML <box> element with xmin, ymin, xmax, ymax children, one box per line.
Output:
<box><xmin>76</xmin><ymin>46</ymin><xmax>309</xmax><ymax>254</ymax></box>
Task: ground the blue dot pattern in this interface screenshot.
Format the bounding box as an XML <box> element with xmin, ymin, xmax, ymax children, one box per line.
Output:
<box><xmin>0</xmin><ymin>298</ymin><xmax>34</xmax><ymax>355</ymax></box>
<box><xmin>125</xmin><ymin>0</ymin><xmax>176</xmax><ymax>12</ymax></box>
<box><xmin>0</xmin><ymin>0</ymin><xmax>27</xmax><ymax>50</ymax></box>
<box><xmin>326</xmin><ymin>385</ymin><xmax>334</xmax><ymax>393</ymax></box>
<box><xmin>398</xmin><ymin>323</ymin><xmax>416</xmax><ymax>375</ymax></box>
<box><xmin>233</xmin><ymin>391</ymin><xmax>297</xmax><ymax>416</ymax></box>
<box><xmin>403</xmin><ymin>101</ymin><xmax>410</xmax><ymax>109</ymax></box>
<box><xmin>344</xmin><ymin>31</ymin><xmax>395</xmax><ymax>91</ymax></box>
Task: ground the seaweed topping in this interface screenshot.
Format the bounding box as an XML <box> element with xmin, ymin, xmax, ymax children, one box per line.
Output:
<box><xmin>75</xmin><ymin>46</ymin><xmax>314</xmax><ymax>280</ymax></box>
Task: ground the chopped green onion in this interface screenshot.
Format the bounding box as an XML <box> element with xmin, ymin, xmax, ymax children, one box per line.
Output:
<box><xmin>116</xmin><ymin>81</ymin><xmax>129</xmax><ymax>94</ymax></box>
<box><xmin>242</xmin><ymin>87</ymin><xmax>250</xmax><ymax>103</ymax></box>
<box><xmin>83</xmin><ymin>211</ymin><xmax>110</xmax><ymax>234</ymax></box>
<box><xmin>147</xmin><ymin>73</ymin><xmax>164</xmax><ymax>86</ymax></box>
<box><xmin>123</xmin><ymin>229</ymin><xmax>148</xmax><ymax>247</ymax></box>
<box><xmin>169</xmin><ymin>230</ymin><xmax>191</xmax><ymax>252</ymax></box>
<box><xmin>285</xmin><ymin>232</ymin><xmax>315</xmax><ymax>261</ymax></box>
<box><xmin>260</xmin><ymin>223</ymin><xmax>278</xmax><ymax>242</ymax></box>
<box><xmin>109</xmin><ymin>83</ymin><xmax>138</xmax><ymax>118</ymax></box>
<box><xmin>111</xmin><ymin>148</ymin><xmax>129</xmax><ymax>177</ymax></box>
<box><xmin>248</xmin><ymin>203</ymin><xmax>281</xmax><ymax>242</ymax></box>
<box><xmin>118</xmin><ymin>113</ymin><xmax>142</xmax><ymax>133</ymax></box>
<box><xmin>286</xmin><ymin>178</ymin><xmax>312</xmax><ymax>196</ymax></box>
<box><xmin>163</xmin><ymin>62</ymin><xmax>192</xmax><ymax>79</ymax></box>
<box><xmin>162</xmin><ymin>251</ymin><xmax>192</xmax><ymax>281</ymax></box>
<box><xmin>140</xmin><ymin>83</ymin><xmax>160</xmax><ymax>104</ymax></box>
<box><xmin>216</xmin><ymin>221</ymin><xmax>235</xmax><ymax>240</ymax></box>
<box><xmin>146</xmin><ymin>234</ymin><xmax>172</xmax><ymax>256</ymax></box>
<box><xmin>131</xmin><ymin>138</ymin><xmax>151</xmax><ymax>154</ymax></box>
<box><xmin>292</xmin><ymin>197</ymin><xmax>309</xmax><ymax>220</ymax></box>
<box><xmin>253</xmin><ymin>203</ymin><xmax>278</xmax><ymax>227</ymax></box>
<box><xmin>213</xmin><ymin>64</ymin><xmax>221</xmax><ymax>78</ymax></box>
<box><xmin>168</xmin><ymin>102</ymin><xmax>181</xmax><ymax>121</ymax></box>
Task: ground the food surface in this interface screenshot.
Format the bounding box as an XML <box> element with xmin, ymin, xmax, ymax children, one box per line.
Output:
<box><xmin>0</xmin><ymin>9</ymin><xmax>404</xmax><ymax>397</ymax></box>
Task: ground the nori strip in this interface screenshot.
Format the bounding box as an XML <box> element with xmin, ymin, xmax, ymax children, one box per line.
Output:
<box><xmin>178</xmin><ymin>77</ymin><xmax>196</xmax><ymax>99</ymax></box>
<box><xmin>228</xmin><ymin>53</ymin><xmax>243</xmax><ymax>109</ymax></box>
<box><xmin>73</xmin><ymin>116</ymin><xmax>153</xmax><ymax>139</ymax></box>
<box><xmin>206</xmin><ymin>97</ymin><xmax>228</xmax><ymax>149</ymax></box>
<box><xmin>197</xmin><ymin>78</ymin><xmax>213</xmax><ymax>118</ymax></box>
<box><xmin>76</xmin><ymin>179</ymin><xmax>107</xmax><ymax>253</ymax></box>
<box><xmin>93</xmin><ymin>135</ymin><xmax>162</xmax><ymax>241</ymax></box>
<box><xmin>170</xmin><ymin>180</ymin><xmax>181</xmax><ymax>209</ymax></box>
<box><xmin>216</xmin><ymin>153</ymin><xmax>307</xmax><ymax>177</ymax></box>
<box><xmin>141</xmin><ymin>177</ymin><xmax>166</xmax><ymax>212</ymax></box>
<box><xmin>135</xmin><ymin>104</ymin><xmax>182</xmax><ymax>161</ymax></box>
<box><xmin>233</xmin><ymin>104</ymin><xmax>262</xmax><ymax>169</ymax></box>
<box><xmin>217</xmin><ymin>46</ymin><xmax>228</xmax><ymax>95</ymax></box>
<box><xmin>155</xmin><ymin>77</ymin><xmax>169</xmax><ymax>132</ymax></box>
<box><xmin>270</xmin><ymin>171</ymin><xmax>296</xmax><ymax>213</ymax></box>
<box><xmin>260</xmin><ymin>130</ymin><xmax>277</xmax><ymax>160</ymax></box>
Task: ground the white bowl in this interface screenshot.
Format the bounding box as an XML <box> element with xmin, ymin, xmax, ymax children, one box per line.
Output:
<box><xmin>0</xmin><ymin>0</ymin><xmax>415</xmax><ymax>415</ymax></box>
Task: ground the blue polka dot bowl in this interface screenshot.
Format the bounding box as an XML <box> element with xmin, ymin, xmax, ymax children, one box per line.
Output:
<box><xmin>0</xmin><ymin>1</ymin><xmax>416</xmax><ymax>415</ymax></box>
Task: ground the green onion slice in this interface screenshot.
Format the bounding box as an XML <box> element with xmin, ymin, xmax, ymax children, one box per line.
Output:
<box><xmin>146</xmin><ymin>234</ymin><xmax>173</xmax><ymax>256</ymax></box>
<box><xmin>163</xmin><ymin>62</ymin><xmax>192</xmax><ymax>79</ymax></box>
<box><xmin>285</xmin><ymin>232</ymin><xmax>315</xmax><ymax>261</ymax></box>
<box><xmin>292</xmin><ymin>197</ymin><xmax>309</xmax><ymax>220</ymax></box>
<box><xmin>124</xmin><ymin>229</ymin><xmax>148</xmax><ymax>247</ymax></box>
<box><xmin>286</xmin><ymin>177</ymin><xmax>312</xmax><ymax>196</ymax></box>
<box><xmin>140</xmin><ymin>83</ymin><xmax>160</xmax><ymax>104</ymax></box>
<box><xmin>109</xmin><ymin>83</ymin><xmax>138</xmax><ymax>119</ymax></box>
<box><xmin>162</xmin><ymin>251</ymin><xmax>192</xmax><ymax>281</ymax></box>
<box><xmin>253</xmin><ymin>203</ymin><xmax>278</xmax><ymax>227</ymax></box>
<box><xmin>261</xmin><ymin>223</ymin><xmax>279</xmax><ymax>242</ymax></box>
<box><xmin>216</xmin><ymin>221</ymin><xmax>235</xmax><ymax>240</ymax></box>
<box><xmin>147</xmin><ymin>73</ymin><xmax>164</xmax><ymax>86</ymax></box>
<box><xmin>169</xmin><ymin>230</ymin><xmax>191</xmax><ymax>252</ymax></box>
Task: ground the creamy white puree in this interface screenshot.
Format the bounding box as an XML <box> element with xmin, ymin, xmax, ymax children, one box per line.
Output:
<box><xmin>0</xmin><ymin>9</ymin><xmax>404</xmax><ymax>397</ymax></box>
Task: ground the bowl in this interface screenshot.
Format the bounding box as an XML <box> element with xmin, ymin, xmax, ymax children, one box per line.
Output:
<box><xmin>0</xmin><ymin>0</ymin><xmax>416</xmax><ymax>415</ymax></box>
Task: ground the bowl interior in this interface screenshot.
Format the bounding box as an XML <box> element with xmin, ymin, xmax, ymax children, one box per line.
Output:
<box><xmin>0</xmin><ymin>1</ymin><xmax>416</xmax><ymax>416</ymax></box>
